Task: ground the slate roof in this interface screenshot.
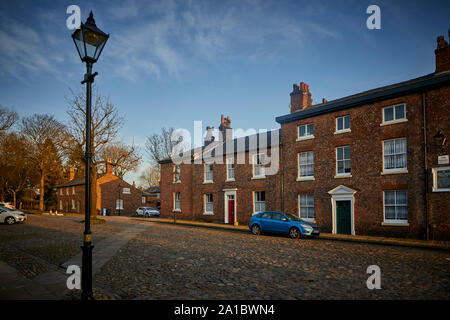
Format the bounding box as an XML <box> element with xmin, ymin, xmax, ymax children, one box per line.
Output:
<box><xmin>276</xmin><ymin>71</ymin><xmax>450</xmax><ymax>124</ymax></box>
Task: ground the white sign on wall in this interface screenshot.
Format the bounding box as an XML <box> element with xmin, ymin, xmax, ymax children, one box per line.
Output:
<box><xmin>438</xmin><ymin>155</ymin><xmax>449</xmax><ymax>165</ymax></box>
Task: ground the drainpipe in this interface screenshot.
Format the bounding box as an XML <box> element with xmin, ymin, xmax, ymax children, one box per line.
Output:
<box><xmin>422</xmin><ymin>92</ymin><xmax>430</xmax><ymax>240</ymax></box>
<box><xmin>280</xmin><ymin>141</ymin><xmax>284</xmax><ymax>212</ymax></box>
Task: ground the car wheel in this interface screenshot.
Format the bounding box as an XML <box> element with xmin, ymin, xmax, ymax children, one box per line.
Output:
<box><xmin>251</xmin><ymin>224</ymin><xmax>261</xmax><ymax>235</ymax></box>
<box><xmin>289</xmin><ymin>227</ymin><xmax>300</xmax><ymax>239</ymax></box>
<box><xmin>5</xmin><ymin>216</ymin><xmax>15</xmax><ymax>225</ymax></box>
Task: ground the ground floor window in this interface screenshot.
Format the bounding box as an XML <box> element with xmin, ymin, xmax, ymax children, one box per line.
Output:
<box><xmin>253</xmin><ymin>191</ymin><xmax>265</xmax><ymax>213</ymax></box>
<box><xmin>383</xmin><ymin>190</ymin><xmax>407</xmax><ymax>223</ymax></box>
<box><xmin>71</xmin><ymin>199</ymin><xmax>76</xmax><ymax>210</ymax></box>
<box><xmin>298</xmin><ymin>194</ymin><xmax>314</xmax><ymax>220</ymax></box>
<box><xmin>174</xmin><ymin>192</ymin><xmax>181</xmax><ymax>211</ymax></box>
<box><xmin>59</xmin><ymin>200</ymin><xmax>63</xmax><ymax>210</ymax></box>
<box><xmin>204</xmin><ymin>193</ymin><xmax>213</xmax><ymax>214</ymax></box>
<box><xmin>432</xmin><ymin>167</ymin><xmax>450</xmax><ymax>192</ymax></box>
<box><xmin>116</xmin><ymin>199</ymin><xmax>123</xmax><ymax>210</ymax></box>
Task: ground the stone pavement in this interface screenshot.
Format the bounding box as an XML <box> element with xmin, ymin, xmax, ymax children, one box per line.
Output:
<box><xmin>138</xmin><ymin>217</ymin><xmax>450</xmax><ymax>251</ymax></box>
<box><xmin>0</xmin><ymin>220</ymin><xmax>149</xmax><ymax>300</ymax></box>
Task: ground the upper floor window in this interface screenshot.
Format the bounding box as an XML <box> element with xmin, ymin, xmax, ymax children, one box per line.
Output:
<box><xmin>384</xmin><ymin>190</ymin><xmax>408</xmax><ymax>223</ymax></box>
<box><xmin>226</xmin><ymin>158</ymin><xmax>235</xmax><ymax>181</ymax></box>
<box><xmin>382</xmin><ymin>104</ymin><xmax>406</xmax><ymax>124</ymax></box>
<box><xmin>298</xmin><ymin>151</ymin><xmax>314</xmax><ymax>179</ymax></box>
<box><xmin>336</xmin><ymin>145</ymin><xmax>351</xmax><ymax>176</ymax></box>
<box><xmin>297</xmin><ymin>123</ymin><xmax>314</xmax><ymax>140</ymax></box>
<box><xmin>336</xmin><ymin>115</ymin><xmax>350</xmax><ymax>133</ymax></box>
<box><xmin>204</xmin><ymin>193</ymin><xmax>213</xmax><ymax>214</ymax></box>
<box><xmin>204</xmin><ymin>164</ymin><xmax>213</xmax><ymax>182</ymax></box>
<box><xmin>142</xmin><ymin>196</ymin><xmax>146</xmax><ymax>204</ymax></box>
<box><xmin>72</xmin><ymin>186</ymin><xmax>75</xmax><ymax>195</ymax></box>
<box><xmin>66</xmin><ymin>187</ymin><xmax>69</xmax><ymax>195</ymax></box>
<box><xmin>123</xmin><ymin>188</ymin><xmax>131</xmax><ymax>194</ymax></box>
<box><xmin>253</xmin><ymin>191</ymin><xmax>265</xmax><ymax>214</ymax></box>
<box><xmin>60</xmin><ymin>188</ymin><xmax>63</xmax><ymax>196</ymax></box>
<box><xmin>253</xmin><ymin>154</ymin><xmax>265</xmax><ymax>178</ymax></box>
<box><xmin>298</xmin><ymin>194</ymin><xmax>314</xmax><ymax>221</ymax></box>
<box><xmin>383</xmin><ymin>138</ymin><xmax>407</xmax><ymax>172</ymax></box>
<box><xmin>173</xmin><ymin>164</ymin><xmax>181</xmax><ymax>182</ymax></box>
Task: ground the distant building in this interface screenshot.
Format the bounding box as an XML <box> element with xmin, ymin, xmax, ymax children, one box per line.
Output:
<box><xmin>56</xmin><ymin>160</ymin><xmax>143</xmax><ymax>216</ymax></box>
<box><xmin>159</xmin><ymin>31</ymin><xmax>450</xmax><ymax>240</ymax></box>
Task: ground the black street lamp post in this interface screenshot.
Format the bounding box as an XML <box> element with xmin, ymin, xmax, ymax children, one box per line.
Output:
<box><xmin>71</xmin><ymin>11</ymin><xmax>109</xmax><ymax>301</ymax></box>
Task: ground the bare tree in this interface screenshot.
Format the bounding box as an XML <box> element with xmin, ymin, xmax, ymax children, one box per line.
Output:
<box><xmin>138</xmin><ymin>164</ymin><xmax>160</xmax><ymax>189</ymax></box>
<box><xmin>65</xmin><ymin>88</ymin><xmax>124</xmax><ymax>216</ymax></box>
<box><xmin>99</xmin><ymin>141</ymin><xmax>141</xmax><ymax>179</ymax></box>
<box><xmin>20</xmin><ymin>114</ymin><xmax>65</xmax><ymax>211</ymax></box>
<box><xmin>0</xmin><ymin>106</ymin><xmax>19</xmax><ymax>132</ymax></box>
<box><xmin>145</xmin><ymin>127</ymin><xmax>176</xmax><ymax>164</ymax></box>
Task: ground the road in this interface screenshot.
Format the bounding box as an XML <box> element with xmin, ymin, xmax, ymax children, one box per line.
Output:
<box><xmin>0</xmin><ymin>214</ymin><xmax>449</xmax><ymax>299</ymax></box>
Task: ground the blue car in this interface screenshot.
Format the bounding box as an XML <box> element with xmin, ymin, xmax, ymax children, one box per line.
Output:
<box><xmin>249</xmin><ymin>211</ymin><xmax>320</xmax><ymax>239</ymax></box>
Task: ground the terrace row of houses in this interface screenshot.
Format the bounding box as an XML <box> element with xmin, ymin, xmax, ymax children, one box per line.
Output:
<box><xmin>159</xmin><ymin>32</ymin><xmax>450</xmax><ymax>240</ymax></box>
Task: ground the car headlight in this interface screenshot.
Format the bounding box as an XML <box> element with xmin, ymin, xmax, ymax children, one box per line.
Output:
<box><xmin>300</xmin><ymin>224</ymin><xmax>313</xmax><ymax>230</ymax></box>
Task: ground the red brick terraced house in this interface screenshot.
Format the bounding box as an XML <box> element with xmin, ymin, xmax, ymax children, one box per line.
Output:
<box><xmin>57</xmin><ymin>161</ymin><xmax>143</xmax><ymax>216</ymax></box>
<box><xmin>159</xmin><ymin>32</ymin><xmax>450</xmax><ymax>240</ymax></box>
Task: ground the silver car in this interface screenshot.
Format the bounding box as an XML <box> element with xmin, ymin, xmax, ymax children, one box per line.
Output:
<box><xmin>136</xmin><ymin>207</ymin><xmax>160</xmax><ymax>218</ymax></box>
<box><xmin>0</xmin><ymin>207</ymin><xmax>27</xmax><ymax>224</ymax></box>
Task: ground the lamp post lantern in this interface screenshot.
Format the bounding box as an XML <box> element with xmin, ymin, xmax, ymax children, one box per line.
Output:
<box><xmin>71</xmin><ymin>11</ymin><xmax>109</xmax><ymax>301</ymax></box>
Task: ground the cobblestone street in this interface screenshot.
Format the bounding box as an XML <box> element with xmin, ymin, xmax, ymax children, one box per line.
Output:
<box><xmin>1</xmin><ymin>215</ymin><xmax>449</xmax><ymax>300</ymax></box>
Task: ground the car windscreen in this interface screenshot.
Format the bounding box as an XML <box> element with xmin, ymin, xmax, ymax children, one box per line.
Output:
<box><xmin>285</xmin><ymin>213</ymin><xmax>307</xmax><ymax>222</ymax></box>
<box><xmin>1</xmin><ymin>207</ymin><xmax>13</xmax><ymax>211</ymax></box>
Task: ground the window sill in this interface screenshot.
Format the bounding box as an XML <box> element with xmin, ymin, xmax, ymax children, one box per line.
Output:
<box><xmin>432</xmin><ymin>188</ymin><xmax>450</xmax><ymax>192</ymax></box>
<box><xmin>203</xmin><ymin>212</ymin><xmax>214</xmax><ymax>215</ymax></box>
<box><xmin>381</xmin><ymin>170</ymin><xmax>408</xmax><ymax>175</ymax></box>
<box><xmin>172</xmin><ymin>181</ymin><xmax>181</xmax><ymax>184</ymax></box>
<box><xmin>173</xmin><ymin>210</ymin><xmax>181</xmax><ymax>213</ymax></box>
<box><xmin>334</xmin><ymin>174</ymin><xmax>352</xmax><ymax>179</ymax></box>
<box><xmin>251</xmin><ymin>176</ymin><xmax>266</xmax><ymax>180</ymax></box>
<box><xmin>297</xmin><ymin>177</ymin><xmax>315</xmax><ymax>181</ymax></box>
<box><xmin>296</xmin><ymin>136</ymin><xmax>315</xmax><ymax>142</ymax></box>
<box><xmin>381</xmin><ymin>222</ymin><xmax>409</xmax><ymax>227</ymax></box>
<box><xmin>380</xmin><ymin>119</ymin><xmax>408</xmax><ymax>126</ymax></box>
<box><xmin>334</xmin><ymin>129</ymin><xmax>351</xmax><ymax>135</ymax></box>
<box><xmin>226</xmin><ymin>179</ymin><xmax>235</xmax><ymax>182</ymax></box>
<box><xmin>203</xmin><ymin>181</ymin><xmax>214</xmax><ymax>184</ymax></box>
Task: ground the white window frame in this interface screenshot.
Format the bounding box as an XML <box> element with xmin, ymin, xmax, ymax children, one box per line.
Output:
<box><xmin>116</xmin><ymin>199</ymin><xmax>123</xmax><ymax>210</ymax></box>
<box><xmin>297</xmin><ymin>151</ymin><xmax>314</xmax><ymax>180</ymax></box>
<box><xmin>298</xmin><ymin>194</ymin><xmax>315</xmax><ymax>221</ymax></box>
<box><xmin>142</xmin><ymin>196</ymin><xmax>146</xmax><ymax>204</ymax></box>
<box><xmin>383</xmin><ymin>190</ymin><xmax>408</xmax><ymax>224</ymax></box>
<box><xmin>382</xmin><ymin>138</ymin><xmax>407</xmax><ymax>174</ymax></box>
<box><xmin>59</xmin><ymin>200</ymin><xmax>63</xmax><ymax>210</ymax></box>
<box><xmin>72</xmin><ymin>186</ymin><xmax>75</xmax><ymax>195</ymax></box>
<box><xmin>204</xmin><ymin>164</ymin><xmax>213</xmax><ymax>183</ymax></box>
<box><xmin>66</xmin><ymin>187</ymin><xmax>69</xmax><ymax>195</ymax></box>
<box><xmin>173</xmin><ymin>164</ymin><xmax>181</xmax><ymax>183</ymax></box>
<box><xmin>432</xmin><ymin>167</ymin><xmax>450</xmax><ymax>192</ymax></box>
<box><xmin>204</xmin><ymin>193</ymin><xmax>214</xmax><ymax>215</ymax></box>
<box><xmin>60</xmin><ymin>188</ymin><xmax>63</xmax><ymax>196</ymax></box>
<box><xmin>71</xmin><ymin>199</ymin><xmax>76</xmax><ymax>210</ymax></box>
<box><xmin>122</xmin><ymin>188</ymin><xmax>131</xmax><ymax>194</ymax></box>
<box><xmin>253</xmin><ymin>191</ymin><xmax>266</xmax><ymax>214</ymax></box>
<box><xmin>335</xmin><ymin>115</ymin><xmax>351</xmax><ymax>134</ymax></box>
<box><xmin>173</xmin><ymin>192</ymin><xmax>181</xmax><ymax>212</ymax></box>
<box><xmin>381</xmin><ymin>103</ymin><xmax>407</xmax><ymax>125</ymax></box>
<box><xmin>297</xmin><ymin>123</ymin><xmax>314</xmax><ymax>141</ymax></box>
<box><xmin>336</xmin><ymin>145</ymin><xmax>351</xmax><ymax>177</ymax></box>
<box><xmin>226</xmin><ymin>157</ymin><xmax>235</xmax><ymax>181</ymax></box>
<box><xmin>252</xmin><ymin>153</ymin><xmax>265</xmax><ymax>179</ymax></box>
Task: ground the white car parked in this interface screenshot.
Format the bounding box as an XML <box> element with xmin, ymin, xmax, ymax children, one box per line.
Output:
<box><xmin>136</xmin><ymin>207</ymin><xmax>160</xmax><ymax>218</ymax></box>
<box><xmin>0</xmin><ymin>207</ymin><xmax>27</xmax><ymax>224</ymax></box>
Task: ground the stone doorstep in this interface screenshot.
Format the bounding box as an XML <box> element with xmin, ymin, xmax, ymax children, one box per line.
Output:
<box><xmin>140</xmin><ymin>217</ymin><xmax>450</xmax><ymax>251</ymax></box>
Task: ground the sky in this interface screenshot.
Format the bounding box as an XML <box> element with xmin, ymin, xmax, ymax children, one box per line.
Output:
<box><xmin>0</xmin><ymin>0</ymin><xmax>449</xmax><ymax>185</ymax></box>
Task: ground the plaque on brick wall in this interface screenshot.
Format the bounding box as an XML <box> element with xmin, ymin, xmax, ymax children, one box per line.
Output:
<box><xmin>433</xmin><ymin>167</ymin><xmax>450</xmax><ymax>191</ymax></box>
<box><xmin>438</xmin><ymin>155</ymin><xmax>449</xmax><ymax>165</ymax></box>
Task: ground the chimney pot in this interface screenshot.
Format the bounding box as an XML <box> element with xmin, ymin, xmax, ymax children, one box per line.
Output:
<box><xmin>69</xmin><ymin>168</ymin><xmax>75</xmax><ymax>180</ymax></box>
<box><xmin>322</xmin><ymin>98</ymin><xmax>327</xmax><ymax>103</ymax></box>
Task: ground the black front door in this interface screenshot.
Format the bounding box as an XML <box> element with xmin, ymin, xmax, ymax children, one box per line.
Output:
<box><xmin>336</xmin><ymin>200</ymin><xmax>352</xmax><ymax>235</ymax></box>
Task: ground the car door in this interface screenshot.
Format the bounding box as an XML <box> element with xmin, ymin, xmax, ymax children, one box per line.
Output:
<box><xmin>258</xmin><ymin>212</ymin><xmax>273</xmax><ymax>232</ymax></box>
<box><xmin>271</xmin><ymin>212</ymin><xmax>290</xmax><ymax>233</ymax></box>
<box><xmin>0</xmin><ymin>208</ymin><xmax>7</xmax><ymax>222</ymax></box>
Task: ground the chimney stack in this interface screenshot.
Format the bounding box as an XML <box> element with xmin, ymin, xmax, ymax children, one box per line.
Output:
<box><xmin>204</xmin><ymin>126</ymin><xmax>215</xmax><ymax>147</ymax></box>
<box><xmin>435</xmin><ymin>29</ymin><xmax>450</xmax><ymax>73</ymax></box>
<box><xmin>289</xmin><ymin>82</ymin><xmax>312</xmax><ymax>113</ymax></box>
<box><xmin>132</xmin><ymin>181</ymin><xmax>136</xmax><ymax>188</ymax></box>
<box><xmin>219</xmin><ymin>114</ymin><xmax>232</xmax><ymax>142</ymax></box>
<box><xmin>106</xmin><ymin>158</ymin><xmax>114</xmax><ymax>174</ymax></box>
<box><xmin>69</xmin><ymin>168</ymin><xmax>75</xmax><ymax>180</ymax></box>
